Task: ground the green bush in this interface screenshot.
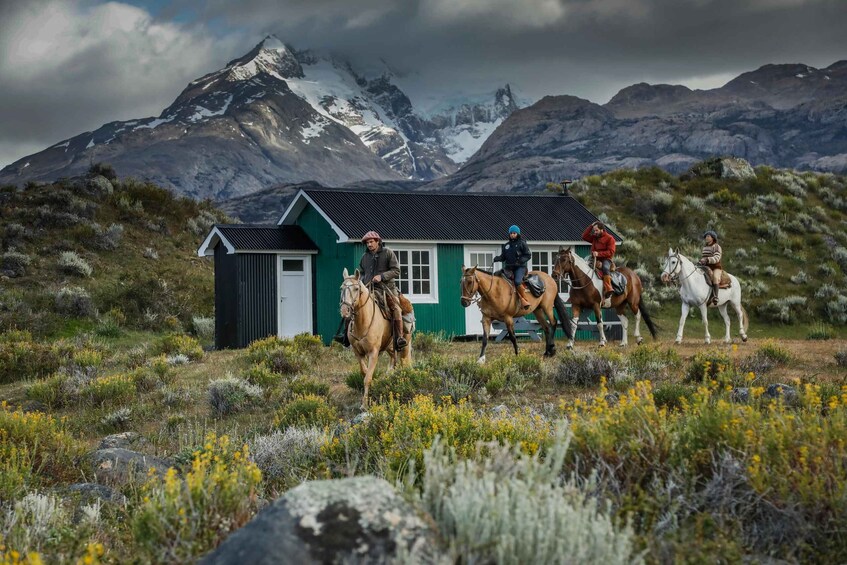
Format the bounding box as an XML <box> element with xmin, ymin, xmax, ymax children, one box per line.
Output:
<box><xmin>369</xmin><ymin>366</ymin><xmax>441</xmax><ymax>403</ymax></box>
<box><xmin>835</xmin><ymin>349</ymin><xmax>847</xmax><ymax>368</ymax></box>
<box><xmin>652</xmin><ymin>382</ymin><xmax>694</xmax><ymax>411</ymax></box>
<box><xmin>26</xmin><ymin>374</ymin><xmax>67</xmax><ymax>408</ymax></box>
<box><xmin>0</xmin><ymin>335</ymin><xmax>69</xmax><ymax>384</ymax></box>
<box><xmin>551</xmin><ymin>351</ymin><xmax>626</xmax><ymax>387</ymax></box>
<box><xmin>275</xmin><ymin>394</ymin><xmax>338</xmax><ymax>429</ymax></box>
<box><xmin>413</xmin><ymin>331</ymin><xmax>447</xmax><ymax>354</ymax></box>
<box><xmin>81</xmin><ymin>374</ymin><xmax>136</xmax><ymax>406</ymax></box>
<box><xmin>628</xmin><ymin>345</ymin><xmax>682</xmax><ymax>380</ymax></box>
<box><xmin>807</xmin><ymin>323</ymin><xmax>834</xmax><ymax>340</ymax></box>
<box><xmin>685</xmin><ymin>350</ymin><xmax>733</xmax><ymax>383</ymax></box>
<box><xmin>157</xmin><ymin>333</ymin><xmax>203</xmax><ymax>361</ymax></box>
<box><xmin>243</xmin><ymin>363</ymin><xmax>282</xmax><ymax>389</ymax></box>
<box><xmin>54</xmin><ymin>286</ymin><xmax>94</xmax><ymax>318</ymax></box>
<box><xmin>288</xmin><ymin>376</ymin><xmax>330</xmax><ymax>397</ymax></box>
<box><xmin>57</xmin><ymin>251</ymin><xmax>92</xmax><ymax>277</ymax></box>
<box><xmin>755</xmin><ymin>339</ymin><xmax>792</xmax><ymax>365</ymax></box>
<box><xmin>207</xmin><ymin>377</ymin><xmax>262</xmax><ymax>415</ymax></box>
<box><xmin>1</xmin><ymin>251</ymin><xmax>31</xmax><ymax>278</ymax></box>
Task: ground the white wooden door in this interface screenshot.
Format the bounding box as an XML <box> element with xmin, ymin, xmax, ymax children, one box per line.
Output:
<box><xmin>277</xmin><ymin>256</ymin><xmax>312</xmax><ymax>338</ymax></box>
<box><xmin>463</xmin><ymin>246</ymin><xmax>498</xmax><ymax>336</ymax></box>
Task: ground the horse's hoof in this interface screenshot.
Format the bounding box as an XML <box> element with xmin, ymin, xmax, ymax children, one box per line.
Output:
<box><xmin>598</xmin><ymin>342</ymin><xmax>606</xmax><ymax>348</ymax></box>
<box><xmin>636</xmin><ymin>337</ymin><xmax>644</xmax><ymax>345</ymax></box>
<box><xmin>566</xmin><ymin>343</ymin><xmax>574</xmax><ymax>350</ymax></box>
<box><xmin>618</xmin><ymin>342</ymin><xmax>627</xmax><ymax>348</ymax></box>
<box><xmin>741</xmin><ymin>335</ymin><xmax>748</xmax><ymax>343</ymax></box>
<box><xmin>674</xmin><ymin>339</ymin><xmax>682</xmax><ymax>345</ymax></box>
<box><xmin>704</xmin><ymin>339</ymin><xmax>711</xmax><ymax>345</ymax></box>
<box><xmin>477</xmin><ymin>355</ymin><xmax>486</xmax><ymax>364</ymax></box>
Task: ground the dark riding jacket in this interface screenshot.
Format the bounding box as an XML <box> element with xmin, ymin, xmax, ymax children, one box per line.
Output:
<box><xmin>494</xmin><ymin>236</ymin><xmax>531</xmax><ymax>269</ymax></box>
<box><xmin>359</xmin><ymin>244</ymin><xmax>400</xmax><ymax>290</ymax></box>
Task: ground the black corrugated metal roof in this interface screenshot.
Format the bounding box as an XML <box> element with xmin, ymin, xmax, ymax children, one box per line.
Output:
<box><xmin>301</xmin><ymin>189</ymin><xmax>620</xmax><ymax>242</ymax></box>
<box><xmin>217</xmin><ymin>224</ymin><xmax>317</xmax><ymax>251</ymax></box>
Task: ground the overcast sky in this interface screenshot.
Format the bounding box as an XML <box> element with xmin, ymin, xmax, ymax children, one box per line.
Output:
<box><xmin>1</xmin><ymin>0</ymin><xmax>845</xmax><ymax>169</ymax></box>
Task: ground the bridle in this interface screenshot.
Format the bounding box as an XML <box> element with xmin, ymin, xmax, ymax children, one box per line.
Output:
<box><xmin>662</xmin><ymin>251</ymin><xmax>699</xmax><ymax>285</ymax></box>
<box><xmin>339</xmin><ymin>279</ymin><xmax>377</xmax><ymax>338</ymax></box>
<box><xmin>553</xmin><ymin>252</ymin><xmax>595</xmax><ymax>291</ymax></box>
<box><xmin>461</xmin><ymin>270</ymin><xmax>494</xmax><ymax>305</ymax></box>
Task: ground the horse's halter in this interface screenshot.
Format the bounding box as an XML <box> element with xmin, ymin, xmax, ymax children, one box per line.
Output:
<box><xmin>460</xmin><ymin>270</ymin><xmax>493</xmax><ymax>306</ymax></box>
<box><xmin>340</xmin><ymin>279</ymin><xmax>364</xmax><ymax>318</ymax></box>
<box><xmin>553</xmin><ymin>251</ymin><xmax>594</xmax><ymax>290</ymax></box>
<box><xmin>661</xmin><ymin>251</ymin><xmax>697</xmax><ymax>285</ymax></box>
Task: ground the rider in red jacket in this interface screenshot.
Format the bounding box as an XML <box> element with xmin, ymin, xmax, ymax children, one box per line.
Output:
<box><xmin>581</xmin><ymin>221</ymin><xmax>617</xmax><ymax>307</ymax></box>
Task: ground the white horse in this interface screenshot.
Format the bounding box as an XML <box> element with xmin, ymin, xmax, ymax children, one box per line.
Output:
<box><xmin>660</xmin><ymin>248</ymin><xmax>748</xmax><ymax>345</ymax></box>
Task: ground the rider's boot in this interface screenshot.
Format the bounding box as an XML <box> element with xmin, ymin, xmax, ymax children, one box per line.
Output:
<box><xmin>333</xmin><ymin>317</ymin><xmax>351</xmax><ymax>347</ymax></box>
<box><xmin>393</xmin><ymin>316</ymin><xmax>408</xmax><ymax>349</ymax></box>
<box><xmin>602</xmin><ymin>275</ymin><xmax>613</xmax><ymax>308</ymax></box>
<box><xmin>710</xmin><ymin>283</ymin><xmax>719</xmax><ymax>305</ymax></box>
<box><xmin>516</xmin><ymin>284</ymin><xmax>531</xmax><ymax>310</ymax></box>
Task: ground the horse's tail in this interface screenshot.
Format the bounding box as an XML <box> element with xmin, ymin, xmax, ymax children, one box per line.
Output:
<box><xmin>638</xmin><ymin>300</ymin><xmax>659</xmax><ymax>339</ymax></box>
<box><xmin>554</xmin><ymin>295</ymin><xmax>573</xmax><ymax>340</ymax></box>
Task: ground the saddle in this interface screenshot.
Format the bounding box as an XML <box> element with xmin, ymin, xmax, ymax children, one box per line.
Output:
<box><xmin>702</xmin><ymin>268</ymin><xmax>733</xmax><ymax>289</ymax></box>
<box><xmin>495</xmin><ymin>270</ymin><xmax>545</xmax><ymax>297</ymax></box>
<box><xmin>589</xmin><ymin>259</ymin><xmax>626</xmax><ymax>295</ymax></box>
<box><xmin>371</xmin><ymin>287</ymin><xmax>414</xmax><ymax>320</ymax></box>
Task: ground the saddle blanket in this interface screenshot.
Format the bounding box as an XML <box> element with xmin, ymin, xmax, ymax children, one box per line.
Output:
<box><xmin>495</xmin><ymin>270</ymin><xmax>546</xmax><ymax>297</ymax></box>
<box><xmin>702</xmin><ymin>269</ymin><xmax>733</xmax><ymax>289</ymax></box>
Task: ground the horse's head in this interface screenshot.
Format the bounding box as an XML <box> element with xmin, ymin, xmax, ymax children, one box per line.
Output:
<box><xmin>552</xmin><ymin>247</ymin><xmax>575</xmax><ymax>281</ymax></box>
<box><xmin>660</xmin><ymin>247</ymin><xmax>681</xmax><ymax>284</ymax></box>
<box><xmin>340</xmin><ymin>267</ymin><xmax>364</xmax><ymax>317</ymax></box>
<box><xmin>460</xmin><ymin>265</ymin><xmax>479</xmax><ymax>308</ymax></box>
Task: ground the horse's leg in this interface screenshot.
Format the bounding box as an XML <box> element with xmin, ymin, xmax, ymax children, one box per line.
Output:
<box><xmin>534</xmin><ymin>308</ymin><xmax>554</xmax><ymax>357</ymax></box>
<box><xmin>732</xmin><ymin>298</ymin><xmax>748</xmax><ymax>342</ymax></box>
<box><xmin>675</xmin><ymin>302</ymin><xmax>690</xmax><ymax>345</ymax></box>
<box><xmin>718</xmin><ymin>302</ymin><xmax>731</xmax><ymax>344</ymax></box>
<box><xmin>699</xmin><ymin>303</ymin><xmax>711</xmax><ymax>345</ymax></box>
<box><xmin>479</xmin><ymin>316</ymin><xmax>491</xmax><ymax>364</ymax></box>
<box><xmin>505</xmin><ymin>319</ymin><xmax>519</xmax><ymax>355</ymax></box>
<box><xmin>361</xmin><ymin>349</ymin><xmax>379</xmax><ymax>409</ymax></box>
<box><xmin>618</xmin><ymin>310</ymin><xmax>629</xmax><ymax>347</ymax></box>
<box><xmin>593</xmin><ymin>304</ymin><xmax>607</xmax><ymax>347</ymax></box>
<box><xmin>631</xmin><ymin>301</ymin><xmax>643</xmax><ymax>345</ymax></box>
<box><xmin>567</xmin><ymin>305</ymin><xmax>581</xmax><ymax>350</ymax></box>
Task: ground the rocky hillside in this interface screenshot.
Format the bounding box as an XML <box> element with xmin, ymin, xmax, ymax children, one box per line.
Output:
<box><xmin>0</xmin><ymin>36</ymin><xmax>518</xmax><ymax>200</ymax></box>
<box><xmin>0</xmin><ymin>165</ymin><xmax>221</xmax><ymax>338</ymax></box>
<box><xmin>431</xmin><ymin>61</ymin><xmax>847</xmax><ymax>192</ymax></box>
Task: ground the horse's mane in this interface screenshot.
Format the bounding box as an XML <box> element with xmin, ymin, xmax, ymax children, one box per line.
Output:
<box><xmin>569</xmin><ymin>252</ymin><xmax>593</xmax><ymax>278</ymax></box>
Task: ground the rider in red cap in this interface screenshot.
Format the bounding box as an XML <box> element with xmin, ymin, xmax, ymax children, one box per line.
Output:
<box><xmin>334</xmin><ymin>231</ymin><xmax>407</xmax><ymax>349</ymax></box>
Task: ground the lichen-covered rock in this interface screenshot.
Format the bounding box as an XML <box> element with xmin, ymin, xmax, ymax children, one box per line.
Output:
<box><xmin>99</xmin><ymin>431</ymin><xmax>146</xmax><ymax>450</ymax></box>
<box><xmin>765</xmin><ymin>383</ymin><xmax>798</xmax><ymax>405</ymax></box>
<box><xmin>88</xmin><ymin>448</ymin><xmax>168</xmax><ymax>485</ymax></box>
<box><xmin>683</xmin><ymin>157</ymin><xmax>756</xmax><ymax>181</ymax></box>
<box><xmin>65</xmin><ymin>482</ymin><xmax>128</xmax><ymax>506</ymax></box>
<box><xmin>85</xmin><ymin>175</ymin><xmax>114</xmax><ymax>197</ymax></box>
<box><xmin>200</xmin><ymin>476</ymin><xmax>443</xmax><ymax>564</ymax></box>
<box><xmin>730</xmin><ymin>387</ymin><xmax>751</xmax><ymax>403</ymax></box>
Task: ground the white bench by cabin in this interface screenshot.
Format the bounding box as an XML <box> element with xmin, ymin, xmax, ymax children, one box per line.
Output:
<box><xmin>491</xmin><ymin>310</ymin><xmax>623</xmax><ymax>341</ymax></box>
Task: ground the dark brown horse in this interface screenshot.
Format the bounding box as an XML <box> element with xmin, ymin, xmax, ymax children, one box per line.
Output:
<box><xmin>460</xmin><ymin>266</ymin><xmax>572</xmax><ymax>363</ymax></box>
<box><xmin>552</xmin><ymin>247</ymin><xmax>657</xmax><ymax>348</ymax></box>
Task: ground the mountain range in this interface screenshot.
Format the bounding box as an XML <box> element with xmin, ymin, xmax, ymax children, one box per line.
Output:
<box><xmin>1</xmin><ymin>36</ymin><xmax>845</xmax><ymax>199</ymax></box>
<box><xmin>0</xmin><ymin>36</ymin><xmax>517</xmax><ymax>200</ymax></box>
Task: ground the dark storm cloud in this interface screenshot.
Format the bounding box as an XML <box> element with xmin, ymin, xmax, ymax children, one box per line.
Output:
<box><xmin>1</xmin><ymin>0</ymin><xmax>845</xmax><ymax>168</ymax></box>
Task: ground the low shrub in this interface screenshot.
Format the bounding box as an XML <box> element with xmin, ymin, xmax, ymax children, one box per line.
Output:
<box><xmin>291</xmin><ymin>333</ymin><xmax>324</xmax><ymax>356</ymax></box>
<box><xmin>57</xmin><ymin>251</ymin><xmax>92</xmax><ymax>277</ymax></box>
<box><xmin>275</xmin><ymin>394</ymin><xmax>338</xmax><ymax>429</ymax></box>
<box><xmin>627</xmin><ymin>345</ymin><xmax>682</xmax><ymax>380</ymax></box>
<box><xmin>243</xmin><ymin>363</ymin><xmax>282</xmax><ymax>389</ymax></box>
<box><xmin>369</xmin><ymin>366</ymin><xmax>441</xmax><ymax>403</ymax></box>
<box><xmin>806</xmin><ymin>323</ymin><xmax>834</xmax><ymax>340</ymax></box>
<box><xmin>94</xmin><ymin>223</ymin><xmax>123</xmax><ymax>250</ymax></box>
<box><xmin>758</xmin><ymin>296</ymin><xmax>807</xmax><ymax>324</ymax></box>
<box><xmin>287</xmin><ymin>376</ymin><xmax>330</xmax><ymax>398</ymax></box>
<box><xmin>0</xmin><ymin>336</ymin><xmax>69</xmax><ymax>384</ymax></box>
<box><xmin>1</xmin><ymin>251</ymin><xmax>31</xmax><ymax>277</ymax></box>
<box><xmin>346</xmin><ymin>370</ymin><xmax>365</xmax><ymax>392</ymax></box>
<box><xmin>207</xmin><ymin>377</ymin><xmax>262</xmax><ymax>415</ymax></box>
<box><xmin>835</xmin><ymin>349</ymin><xmax>847</xmax><ymax>368</ymax></box>
<box><xmin>550</xmin><ymin>351</ymin><xmax>626</xmax><ymax>387</ymax></box>
<box><xmin>157</xmin><ymin>334</ymin><xmax>203</xmax><ymax>361</ymax></box>
<box><xmin>652</xmin><ymin>382</ymin><xmax>693</xmax><ymax>410</ymax></box>
<box><xmin>419</xmin><ymin>430</ymin><xmax>640</xmax><ymax>565</ymax></box>
<box><xmin>191</xmin><ymin>316</ymin><xmax>214</xmax><ymax>342</ymax></box>
<box><xmin>412</xmin><ymin>331</ymin><xmax>447</xmax><ymax>354</ymax></box>
<box><xmin>99</xmin><ymin>407</ymin><xmax>132</xmax><ymax>433</ymax></box>
<box><xmin>54</xmin><ymin>285</ymin><xmax>94</xmax><ymax>318</ymax></box>
<box><xmin>186</xmin><ymin>210</ymin><xmax>218</xmax><ymax>236</ymax></box>
<box><xmin>685</xmin><ymin>350</ymin><xmax>733</xmax><ymax>383</ymax></box>
<box><xmin>264</xmin><ymin>346</ymin><xmax>309</xmax><ymax>375</ymax></box>
<box><xmin>132</xmin><ymin>434</ymin><xmax>262</xmax><ymax>563</ymax></box>
<box><xmin>755</xmin><ymin>339</ymin><xmax>792</xmax><ymax>365</ymax></box>
<box><xmin>790</xmin><ymin>270</ymin><xmax>809</xmax><ymax>285</ymax></box>
<box><xmin>26</xmin><ymin>374</ymin><xmax>67</xmax><ymax>408</ymax></box>
<box><xmin>825</xmin><ymin>295</ymin><xmax>847</xmax><ymax>324</ymax></box>
<box><xmin>81</xmin><ymin>374</ymin><xmax>136</xmax><ymax>406</ymax></box>
<box><xmin>250</xmin><ymin>427</ymin><xmax>328</xmax><ymax>488</ymax></box>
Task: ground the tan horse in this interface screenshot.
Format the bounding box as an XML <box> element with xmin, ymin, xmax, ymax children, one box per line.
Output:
<box><xmin>460</xmin><ymin>266</ymin><xmax>572</xmax><ymax>363</ymax></box>
<box><xmin>552</xmin><ymin>247</ymin><xmax>657</xmax><ymax>348</ymax></box>
<box><xmin>340</xmin><ymin>268</ymin><xmax>413</xmax><ymax>408</ymax></box>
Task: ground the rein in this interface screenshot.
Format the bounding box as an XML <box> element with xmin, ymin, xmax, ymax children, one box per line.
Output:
<box><xmin>554</xmin><ymin>255</ymin><xmax>596</xmax><ymax>291</ymax></box>
<box><xmin>664</xmin><ymin>252</ymin><xmax>713</xmax><ymax>307</ymax></box>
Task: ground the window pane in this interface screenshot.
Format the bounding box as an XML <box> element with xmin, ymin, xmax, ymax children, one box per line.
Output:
<box><xmin>412</xmin><ymin>251</ymin><xmax>421</xmax><ymax>263</ymax></box>
<box><xmin>413</xmin><ymin>281</ymin><xmax>421</xmax><ymax>294</ymax></box>
<box><xmin>413</xmin><ymin>265</ymin><xmax>421</xmax><ymax>279</ymax></box>
<box><xmin>422</xmin><ymin>266</ymin><xmax>430</xmax><ymax>279</ymax></box>
<box><xmin>422</xmin><ymin>281</ymin><xmax>430</xmax><ymax>294</ymax></box>
<box><xmin>282</xmin><ymin>259</ymin><xmax>304</xmax><ymax>271</ymax></box>
<box><xmin>400</xmin><ymin>280</ymin><xmax>409</xmax><ymax>294</ymax></box>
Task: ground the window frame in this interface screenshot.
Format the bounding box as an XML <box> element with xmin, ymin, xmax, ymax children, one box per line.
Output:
<box><xmin>393</xmin><ymin>245</ymin><xmax>439</xmax><ymax>303</ymax></box>
<box><xmin>529</xmin><ymin>247</ymin><xmax>570</xmax><ymax>297</ymax></box>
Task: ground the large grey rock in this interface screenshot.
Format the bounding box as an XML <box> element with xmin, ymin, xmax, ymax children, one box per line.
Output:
<box><xmin>85</xmin><ymin>175</ymin><xmax>114</xmax><ymax>197</ymax></box>
<box><xmin>200</xmin><ymin>476</ymin><xmax>442</xmax><ymax>564</ymax></box>
<box><xmin>765</xmin><ymin>383</ymin><xmax>798</xmax><ymax>405</ymax></box>
<box><xmin>98</xmin><ymin>431</ymin><xmax>146</xmax><ymax>450</ymax></box>
<box><xmin>65</xmin><ymin>483</ymin><xmax>127</xmax><ymax>506</ymax></box>
<box><xmin>88</xmin><ymin>448</ymin><xmax>169</xmax><ymax>485</ymax></box>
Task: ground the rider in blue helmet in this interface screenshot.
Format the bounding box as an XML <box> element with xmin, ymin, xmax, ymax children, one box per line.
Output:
<box><xmin>493</xmin><ymin>225</ymin><xmax>532</xmax><ymax>310</ymax></box>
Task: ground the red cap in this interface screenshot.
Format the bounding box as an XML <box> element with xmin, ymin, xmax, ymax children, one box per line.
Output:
<box><xmin>361</xmin><ymin>230</ymin><xmax>382</xmax><ymax>242</ymax></box>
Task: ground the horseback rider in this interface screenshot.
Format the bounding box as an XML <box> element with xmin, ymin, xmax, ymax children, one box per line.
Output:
<box><xmin>582</xmin><ymin>220</ymin><xmax>616</xmax><ymax>308</ymax></box>
<box><xmin>493</xmin><ymin>225</ymin><xmax>532</xmax><ymax>311</ymax></box>
<box><xmin>698</xmin><ymin>230</ymin><xmax>723</xmax><ymax>306</ymax></box>
<box><xmin>333</xmin><ymin>231</ymin><xmax>408</xmax><ymax>349</ymax></box>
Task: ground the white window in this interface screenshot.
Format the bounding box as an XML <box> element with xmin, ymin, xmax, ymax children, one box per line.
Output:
<box><xmin>531</xmin><ymin>249</ymin><xmax>569</xmax><ymax>294</ymax></box>
<box><xmin>395</xmin><ymin>247</ymin><xmax>438</xmax><ymax>303</ymax></box>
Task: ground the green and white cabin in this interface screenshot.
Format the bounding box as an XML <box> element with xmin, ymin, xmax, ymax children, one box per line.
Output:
<box><xmin>198</xmin><ymin>188</ymin><xmax>622</xmax><ymax>348</ymax></box>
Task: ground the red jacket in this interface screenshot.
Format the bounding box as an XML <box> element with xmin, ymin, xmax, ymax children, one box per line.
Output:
<box><xmin>582</xmin><ymin>226</ymin><xmax>617</xmax><ymax>259</ymax></box>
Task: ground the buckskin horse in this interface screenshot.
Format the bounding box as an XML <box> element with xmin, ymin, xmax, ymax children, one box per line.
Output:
<box><xmin>340</xmin><ymin>268</ymin><xmax>414</xmax><ymax>408</ymax></box>
<box><xmin>660</xmin><ymin>248</ymin><xmax>748</xmax><ymax>345</ymax></box>
<box><xmin>552</xmin><ymin>247</ymin><xmax>657</xmax><ymax>348</ymax></box>
<box><xmin>460</xmin><ymin>266</ymin><xmax>572</xmax><ymax>363</ymax></box>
